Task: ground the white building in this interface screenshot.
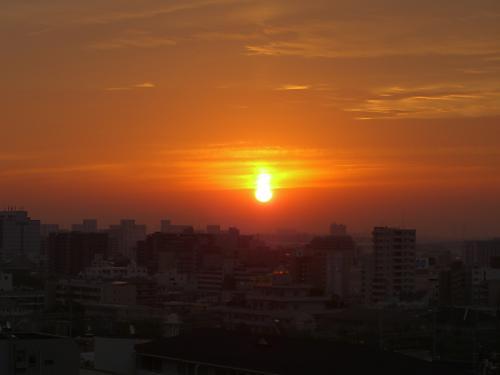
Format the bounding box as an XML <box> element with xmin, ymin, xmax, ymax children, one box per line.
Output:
<box><xmin>0</xmin><ymin>210</ymin><xmax>40</xmax><ymax>261</ymax></box>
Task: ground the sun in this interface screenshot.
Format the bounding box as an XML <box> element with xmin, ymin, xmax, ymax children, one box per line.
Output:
<box><xmin>255</xmin><ymin>173</ymin><xmax>273</xmax><ymax>203</ymax></box>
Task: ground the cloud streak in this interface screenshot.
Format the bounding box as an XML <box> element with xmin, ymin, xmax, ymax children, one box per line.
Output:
<box><xmin>348</xmin><ymin>84</ymin><xmax>500</xmax><ymax>119</ymax></box>
<box><xmin>105</xmin><ymin>82</ymin><xmax>156</xmax><ymax>91</ymax></box>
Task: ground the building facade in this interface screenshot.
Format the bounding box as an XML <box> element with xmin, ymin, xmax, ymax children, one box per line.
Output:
<box><xmin>0</xmin><ymin>210</ymin><xmax>40</xmax><ymax>261</ymax></box>
<box><xmin>371</xmin><ymin>227</ymin><xmax>416</xmax><ymax>304</ymax></box>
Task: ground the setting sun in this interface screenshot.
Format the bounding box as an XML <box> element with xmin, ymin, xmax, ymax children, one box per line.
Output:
<box><xmin>255</xmin><ymin>173</ymin><xmax>273</xmax><ymax>203</ymax></box>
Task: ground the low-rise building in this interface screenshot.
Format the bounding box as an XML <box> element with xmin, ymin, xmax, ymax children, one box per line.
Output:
<box><xmin>0</xmin><ymin>332</ymin><xmax>79</xmax><ymax>375</ymax></box>
<box><xmin>56</xmin><ymin>279</ymin><xmax>137</xmax><ymax>306</ymax></box>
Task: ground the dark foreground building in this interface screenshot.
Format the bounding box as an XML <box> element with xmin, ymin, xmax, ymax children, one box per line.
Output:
<box><xmin>135</xmin><ymin>330</ymin><xmax>468</xmax><ymax>375</ymax></box>
<box><xmin>0</xmin><ymin>332</ymin><xmax>79</xmax><ymax>375</ymax></box>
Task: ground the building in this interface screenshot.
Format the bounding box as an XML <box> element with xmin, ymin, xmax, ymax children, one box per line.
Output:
<box><xmin>108</xmin><ymin>219</ymin><xmax>147</xmax><ymax>260</ymax></box>
<box><xmin>160</xmin><ymin>220</ymin><xmax>193</xmax><ymax>234</ymax></box>
<box><xmin>94</xmin><ymin>336</ymin><xmax>150</xmax><ymax>375</ymax></box>
<box><xmin>80</xmin><ymin>258</ymin><xmax>148</xmax><ymax>280</ymax></box>
<box><xmin>464</xmin><ymin>239</ymin><xmax>500</xmax><ymax>267</ymax></box>
<box><xmin>40</xmin><ymin>224</ymin><xmax>60</xmax><ymax>237</ymax></box>
<box><xmin>0</xmin><ymin>332</ymin><xmax>79</xmax><ymax>375</ymax></box>
<box><xmin>134</xmin><ymin>329</ymin><xmax>464</xmax><ymax>375</ymax></box>
<box><xmin>0</xmin><ymin>272</ymin><xmax>13</xmax><ymax>292</ymax></box>
<box><xmin>55</xmin><ymin>279</ymin><xmax>137</xmax><ymax>306</ymax></box>
<box><xmin>439</xmin><ymin>262</ymin><xmax>500</xmax><ymax>307</ymax></box>
<box><xmin>0</xmin><ymin>210</ymin><xmax>40</xmax><ymax>261</ymax></box>
<box><xmin>0</xmin><ymin>290</ymin><xmax>45</xmax><ymax>319</ymax></box>
<box><xmin>292</xmin><ymin>235</ymin><xmax>356</xmax><ymax>300</ymax></box>
<box><xmin>47</xmin><ymin>231</ymin><xmax>110</xmax><ymax>276</ymax></box>
<box><xmin>371</xmin><ymin>227</ymin><xmax>416</xmax><ymax>304</ymax></box>
<box><xmin>212</xmin><ymin>284</ymin><xmax>330</xmax><ymax>335</ymax></box>
<box><xmin>71</xmin><ymin>219</ymin><xmax>98</xmax><ymax>233</ymax></box>
<box><xmin>137</xmin><ymin>232</ymin><xmax>213</xmax><ymax>275</ymax></box>
<box><xmin>439</xmin><ymin>261</ymin><xmax>467</xmax><ymax>306</ymax></box>
<box><xmin>54</xmin><ymin>275</ymin><xmax>158</xmax><ymax>307</ymax></box>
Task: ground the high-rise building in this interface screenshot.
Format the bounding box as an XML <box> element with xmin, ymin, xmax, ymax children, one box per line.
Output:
<box><xmin>371</xmin><ymin>227</ymin><xmax>416</xmax><ymax>304</ymax></box>
<box><xmin>108</xmin><ymin>219</ymin><xmax>146</xmax><ymax>260</ymax></box>
<box><xmin>40</xmin><ymin>224</ymin><xmax>60</xmax><ymax>237</ymax></box>
<box><xmin>0</xmin><ymin>209</ymin><xmax>40</xmax><ymax>261</ymax></box>
<box><xmin>71</xmin><ymin>219</ymin><xmax>98</xmax><ymax>233</ymax></box>
<box><xmin>292</xmin><ymin>235</ymin><xmax>356</xmax><ymax>300</ymax></box>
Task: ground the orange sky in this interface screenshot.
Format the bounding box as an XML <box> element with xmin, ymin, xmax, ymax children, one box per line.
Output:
<box><xmin>2</xmin><ymin>1</ymin><xmax>500</xmax><ymax>237</ymax></box>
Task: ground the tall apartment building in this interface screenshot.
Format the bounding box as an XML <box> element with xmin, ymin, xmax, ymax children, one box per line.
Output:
<box><xmin>0</xmin><ymin>210</ymin><xmax>40</xmax><ymax>261</ymax></box>
<box><xmin>108</xmin><ymin>219</ymin><xmax>147</xmax><ymax>260</ymax></box>
<box><xmin>292</xmin><ymin>235</ymin><xmax>356</xmax><ymax>300</ymax></box>
<box><xmin>371</xmin><ymin>227</ymin><xmax>416</xmax><ymax>304</ymax></box>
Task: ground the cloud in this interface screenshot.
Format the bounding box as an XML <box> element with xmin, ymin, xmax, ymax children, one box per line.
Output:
<box><xmin>89</xmin><ymin>31</ymin><xmax>176</xmax><ymax>50</ymax></box>
<box><xmin>133</xmin><ymin>82</ymin><xmax>156</xmax><ymax>88</ymax></box>
<box><xmin>276</xmin><ymin>84</ymin><xmax>311</xmax><ymax>91</ymax></box>
<box><xmin>0</xmin><ymin>163</ymin><xmax>122</xmax><ymax>178</ymax></box>
<box><xmin>105</xmin><ymin>82</ymin><xmax>156</xmax><ymax>91</ymax></box>
<box><xmin>347</xmin><ymin>84</ymin><xmax>500</xmax><ymax>119</ymax></box>
<box><xmin>78</xmin><ymin>0</ymin><xmax>236</xmax><ymax>25</ymax></box>
<box><xmin>154</xmin><ymin>144</ymin><xmax>384</xmax><ymax>190</ymax></box>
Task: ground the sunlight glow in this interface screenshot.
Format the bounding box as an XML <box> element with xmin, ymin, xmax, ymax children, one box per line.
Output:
<box><xmin>255</xmin><ymin>173</ymin><xmax>273</xmax><ymax>203</ymax></box>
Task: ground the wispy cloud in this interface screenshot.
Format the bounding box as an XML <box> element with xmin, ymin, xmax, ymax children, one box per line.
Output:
<box><xmin>78</xmin><ymin>0</ymin><xmax>236</xmax><ymax>25</ymax></box>
<box><xmin>348</xmin><ymin>84</ymin><xmax>500</xmax><ymax>119</ymax></box>
<box><xmin>153</xmin><ymin>145</ymin><xmax>386</xmax><ymax>190</ymax></box>
<box><xmin>276</xmin><ymin>84</ymin><xmax>311</xmax><ymax>91</ymax></box>
<box><xmin>105</xmin><ymin>82</ymin><xmax>156</xmax><ymax>91</ymax></box>
<box><xmin>0</xmin><ymin>163</ymin><xmax>122</xmax><ymax>178</ymax></box>
<box><xmin>89</xmin><ymin>31</ymin><xmax>176</xmax><ymax>50</ymax></box>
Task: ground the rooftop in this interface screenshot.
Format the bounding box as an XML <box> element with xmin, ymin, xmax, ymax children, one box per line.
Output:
<box><xmin>0</xmin><ymin>332</ymin><xmax>68</xmax><ymax>340</ymax></box>
<box><xmin>135</xmin><ymin>329</ymin><xmax>468</xmax><ymax>375</ymax></box>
